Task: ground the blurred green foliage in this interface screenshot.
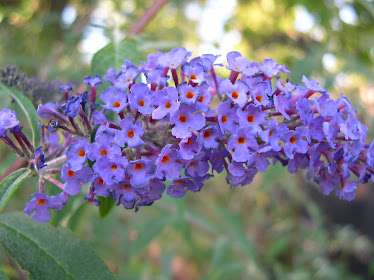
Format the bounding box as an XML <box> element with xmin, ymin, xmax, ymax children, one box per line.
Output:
<box><xmin>1</xmin><ymin>0</ymin><xmax>374</xmax><ymax>279</ymax></box>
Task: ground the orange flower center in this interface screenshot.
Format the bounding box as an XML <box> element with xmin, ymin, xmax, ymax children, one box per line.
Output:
<box><xmin>221</xmin><ymin>115</ymin><xmax>228</xmax><ymax>123</ymax></box>
<box><xmin>110</xmin><ymin>164</ymin><xmax>118</xmax><ymax>171</ymax></box>
<box><xmin>138</xmin><ymin>100</ymin><xmax>145</xmax><ymax>106</ymax></box>
<box><xmin>203</xmin><ymin>130</ymin><xmax>211</xmax><ymax>139</ymax></box>
<box><xmin>68</xmin><ymin>169</ymin><xmax>75</xmax><ymax>177</ymax></box>
<box><xmin>281</xmin><ymin>82</ymin><xmax>286</xmax><ymax>88</ymax></box>
<box><xmin>189</xmin><ymin>162</ymin><xmax>195</xmax><ymax>167</ymax></box>
<box><xmin>231</xmin><ymin>91</ymin><xmax>239</xmax><ymax>99</ymax></box>
<box><xmin>98</xmin><ymin>178</ymin><xmax>104</xmax><ymax>185</ymax></box>
<box><xmin>190</xmin><ymin>73</ymin><xmax>197</xmax><ymax>80</ymax></box>
<box><xmin>162</xmin><ymin>155</ymin><xmax>170</xmax><ymax>164</ymax></box>
<box><xmin>269</xmin><ymin>130</ymin><xmax>274</xmax><ymax>137</ymax></box>
<box><xmin>175</xmin><ymin>180</ymin><xmax>183</xmax><ymax>185</ymax></box>
<box><xmin>78</xmin><ymin>149</ymin><xmax>85</xmax><ymax>157</ymax></box>
<box><xmin>185</xmin><ymin>137</ymin><xmax>192</xmax><ymax>145</ymax></box>
<box><xmin>134</xmin><ymin>163</ymin><xmax>143</xmax><ymax>170</ymax></box>
<box><xmin>127</xmin><ymin>130</ymin><xmax>135</xmax><ymax>138</ymax></box>
<box><xmin>113</xmin><ymin>101</ymin><xmax>121</xmax><ymax>108</ymax></box>
<box><xmin>198</xmin><ymin>96</ymin><xmax>204</xmax><ymax>103</ymax></box>
<box><xmin>179</xmin><ymin>115</ymin><xmax>187</xmax><ymax>123</ymax></box>
<box><xmin>186</xmin><ymin>91</ymin><xmax>194</xmax><ymax>99</ymax></box>
<box><xmin>256</xmin><ymin>95</ymin><xmax>263</xmax><ymax>103</ymax></box>
<box><xmin>247</xmin><ymin>115</ymin><xmax>255</xmax><ymax>123</ymax></box>
<box><xmin>100</xmin><ymin>149</ymin><xmax>108</xmax><ymax>156</ymax></box>
<box><xmin>290</xmin><ymin>136</ymin><xmax>297</xmax><ymax>144</ymax></box>
<box><xmin>37</xmin><ymin>199</ymin><xmax>46</xmax><ymax>205</ymax></box>
<box><xmin>164</xmin><ymin>101</ymin><xmax>172</xmax><ymax>108</ymax></box>
<box><xmin>122</xmin><ymin>184</ymin><xmax>131</xmax><ymax>189</ymax></box>
<box><xmin>237</xmin><ymin>137</ymin><xmax>246</xmax><ymax>144</ymax></box>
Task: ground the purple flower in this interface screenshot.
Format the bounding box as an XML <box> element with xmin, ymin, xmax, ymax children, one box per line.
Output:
<box><xmin>302</xmin><ymin>75</ymin><xmax>326</xmax><ymax>93</ymax></box>
<box><xmin>46</xmin><ymin>119</ymin><xmax>59</xmax><ymax>131</ymax></box>
<box><xmin>260</xmin><ymin>58</ymin><xmax>290</xmax><ymax>78</ymax></box>
<box><xmin>66</xmin><ymin>137</ymin><xmax>90</xmax><ymax>171</ymax></box>
<box><xmin>115</xmin><ymin>116</ymin><xmax>145</xmax><ymax>148</ymax></box>
<box><xmin>88</xmin><ymin>134</ymin><xmax>122</xmax><ymax>161</ymax></box>
<box><xmin>314</xmin><ymin>94</ymin><xmax>337</xmax><ymax>118</ymax></box>
<box><xmin>34</xmin><ymin>146</ymin><xmax>46</xmax><ymax>170</ymax></box>
<box><xmin>185</xmin><ymin>151</ymin><xmax>210</xmax><ymax>178</ymax></box>
<box><xmin>83</xmin><ymin>75</ymin><xmax>103</xmax><ymax>87</ymax></box>
<box><xmin>156</xmin><ymin>47</ymin><xmax>191</xmax><ymax>69</ymax></box>
<box><xmin>152</xmin><ymin>87</ymin><xmax>180</xmax><ymax>120</ymax></box>
<box><xmin>178</xmin><ymin>133</ymin><xmax>201</xmax><ymax>160</ymax></box>
<box><xmin>170</xmin><ymin>104</ymin><xmax>205</xmax><ymax>139</ymax></box>
<box><xmin>114</xmin><ymin>66</ymin><xmax>140</xmax><ymax>90</ymax></box>
<box><xmin>93</xmin><ymin>155</ymin><xmax>128</xmax><ymax>185</ymax></box>
<box><xmin>260</xmin><ymin>119</ymin><xmax>289</xmax><ymax>152</ymax></box>
<box><xmin>84</xmin><ymin>195</ymin><xmax>102</xmax><ymax>206</ymax></box>
<box><xmin>210</xmin><ymin>148</ymin><xmax>230</xmax><ymax>173</ymax></box>
<box><xmin>167</xmin><ymin>178</ymin><xmax>198</xmax><ymax>198</ymax></box>
<box><xmin>217</xmin><ymin>101</ymin><xmax>238</xmax><ymax>134</ymax></box>
<box><xmin>250</xmin><ymin>81</ymin><xmax>272</xmax><ymax>107</ymax></box>
<box><xmin>219</xmin><ymin>79</ymin><xmax>249</xmax><ymax>108</ymax></box>
<box><xmin>275</xmin><ymin>78</ymin><xmax>297</xmax><ymax>95</ymax></box>
<box><xmin>227</xmin><ymin>127</ymin><xmax>259</xmax><ymax>162</ymax></box>
<box><xmin>61</xmin><ymin>164</ymin><xmax>93</xmax><ymax>195</ymax></box>
<box><xmin>273</xmin><ymin>93</ymin><xmax>291</xmax><ymax>120</ymax></box>
<box><xmin>24</xmin><ymin>193</ymin><xmax>64</xmax><ymax>223</ymax></box>
<box><xmin>59</xmin><ymin>84</ymin><xmax>73</xmax><ymax>94</ymax></box>
<box><xmin>198</xmin><ymin>125</ymin><xmax>224</xmax><ymax>149</ymax></box>
<box><xmin>146</xmin><ymin>68</ymin><xmax>170</xmax><ymax>86</ymax></box>
<box><xmin>195</xmin><ymin>84</ymin><xmax>212</xmax><ymax>112</ymax></box>
<box><xmin>178</xmin><ymin>82</ymin><xmax>199</xmax><ymax>104</ymax></box>
<box><xmin>104</xmin><ymin>68</ymin><xmax>117</xmax><ymax>83</ymax></box>
<box><xmin>281</xmin><ymin>126</ymin><xmax>308</xmax><ymax>159</ymax></box>
<box><xmin>237</xmin><ymin>104</ymin><xmax>269</xmax><ymax>135</ymax></box>
<box><xmin>181</xmin><ymin>62</ymin><xmax>206</xmax><ymax>84</ymax></box>
<box><xmin>155</xmin><ymin>144</ymin><xmax>182</xmax><ymax>181</ymax></box>
<box><xmin>129</xmin><ymin>83</ymin><xmax>154</xmax><ymax>114</ymax></box>
<box><xmin>101</xmin><ymin>86</ymin><xmax>128</xmax><ymax>113</ymax></box>
<box><xmin>61</xmin><ymin>96</ymin><xmax>81</xmax><ymax>118</ymax></box>
<box><xmin>0</xmin><ymin>108</ymin><xmax>19</xmax><ymax>130</ymax></box>
<box><xmin>126</xmin><ymin>159</ymin><xmax>155</xmax><ymax>188</ymax></box>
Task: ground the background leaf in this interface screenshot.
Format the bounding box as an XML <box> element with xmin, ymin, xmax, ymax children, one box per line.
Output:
<box><xmin>0</xmin><ymin>168</ymin><xmax>31</xmax><ymax>213</ymax></box>
<box><xmin>0</xmin><ymin>83</ymin><xmax>41</xmax><ymax>148</ymax></box>
<box><xmin>0</xmin><ymin>212</ymin><xmax>116</xmax><ymax>280</ymax></box>
<box><xmin>90</xmin><ymin>38</ymin><xmax>141</xmax><ymax>90</ymax></box>
<box><xmin>98</xmin><ymin>196</ymin><xmax>117</xmax><ymax>218</ymax></box>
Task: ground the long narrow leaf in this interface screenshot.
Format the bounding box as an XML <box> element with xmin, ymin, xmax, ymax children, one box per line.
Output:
<box><xmin>0</xmin><ymin>83</ymin><xmax>41</xmax><ymax>148</ymax></box>
<box><xmin>0</xmin><ymin>212</ymin><xmax>116</xmax><ymax>280</ymax></box>
<box><xmin>0</xmin><ymin>168</ymin><xmax>31</xmax><ymax>212</ymax></box>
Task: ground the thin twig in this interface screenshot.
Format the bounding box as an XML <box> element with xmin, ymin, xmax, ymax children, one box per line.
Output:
<box><xmin>128</xmin><ymin>0</ymin><xmax>169</xmax><ymax>35</ymax></box>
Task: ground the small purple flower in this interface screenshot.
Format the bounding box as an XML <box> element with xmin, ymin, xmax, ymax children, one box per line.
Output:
<box><xmin>146</xmin><ymin>68</ymin><xmax>170</xmax><ymax>86</ymax></box>
<box><xmin>281</xmin><ymin>126</ymin><xmax>308</xmax><ymax>159</ymax></box>
<box><xmin>46</xmin><ymin>119</ymin><xmax>59</xmax><ymax>131</ymax></box>
<box><xmin>61</xmin><ymin>96</ymin><xmax>81</xmax><ymax>118</ymax></box>
<box><xmin>260</xmin><ymin>58</ymin><xmax>290</xmax><ymax>78</ymax></box>
<box><xmin>59</xmin><ymin>84</ymin><xmax>73</xmax><ymax>94</ymax></box>
<box><xmin>170</xmin><ymin>104</ymin><xmax>205</xmax><ymax>139</ymax></box>
<box><xmin>152</xmin><ymin>87</ymin><xmax>180</xmax><ymax>120</ymax></box>
<box><xmin>83</xmin><ymin>75</ymin><xmax>103</xmax><ymax>87</ymax></box>
<box><xmin>237</xmin><ymin>104</ymin><xmax>269</xmax><ymax>135</ymax></box>
<box><xmin>155</xmin><ymin>144</ymin><xmax>182</xmax><ymax>181</ymax></box>
<box><xmin>88</xmin><ymin>134</ymin><xmax>122</xmax><ymax>161</ymax></box>
<box><xmin>115</xmin><ymin>116</ymin><xmax>145</xmax><ymax>148</ymax></box>
<box><xmin>126</xmin><ymin>159</ymin><xmax>155</xmax><ymax>188</ymax></box>
<box><xmin>185</xmin><ymin>151</ymin><xmax>210</xmax><ymax>178</ymax></box>
<box><xmin>37</xmin><ymin>102</ymin><xmax>61</xmax><ymax>119</ymax></box>
<box><xmin>114</xmin><ymin>66</ymin><xmax>140</xmax><ymax>90</ymax></box>
<box><xmin>34</xmin><ymin>146</ymin><xmax>46</xmax><ymax>170</ymax></box>
<box><xmin>178</xmin><ymin>82</ymin><xmax>199</xmax><ymax>104</ymax></box>
<box><xmin>101</xmin><ymin>86</ymin><xmax>128</xmax><ymax>113</ymax></box>
<box><xmin>167</xmin><ymin>178</ymin><xmax>198</xmax><ymax>198</ymax></box>
<box><xmin>260</xmin><ymin>119</ymin><xmax>289</xmax><ymax>152</ymax></box>
<box><xmin>24</xmin><ymin>193</ymin><xmax>63</xmax><ymax>223</ymax></box>
<box><xmin>156</xmin><ymin>47</ymin><xmax>191</xmax><ymax>69</ymax></box>
<box><xmin>84</xmin><ymin>195</ymin><xmax>102</xmax><ymax>206</ymax></box>
<box><xmin>219</xmin><ymin>79</ymin><xmax>249</xmax><ymax>108</ymax></box>
<box><xmin>104</xmin><ymin>68</ymin><xmax>117</xmax><ymax>83</ymax></box>
<box><xmin>195</xmin><ymin>83</ymin><xmax>212</xmax><ymax>112</ymax></box>
<box><xmin>181</xmin><ymin>62</ymin><xmax>206</xmax><ymax>84</ymax></box>
<box><xmin>275</xmin><ymin>78</ymin><xmax>297</xmax><ymax>96</ymax></box>
<box><xmin>210</xmin><ymin>148</ymin><xmax>230</xmax><ymax>173</ymax></box>
<box><xmin>217</xmin><ymin>101</ymin><xmax>238</xmax><ymax>134</ymax></box>
<box><xmin>0</xmin><ymin>108</ymin><xmax>19</xmax><ymax>130</ymax></box>
<box><xmin>61</xmin><ymin>164</ymin><xmax>93</xmax><ymax>195</ymax></box>
<box><xmin>129</xmin><ymin>83</ymin><xmax>154</xmax><ymax>114</ymax></box>
<box><xmin>66</xmin><ymin>137</ymin><xmax>90</xmax><ymax>171</ymax></box>
<box><xmin>178</xmin><ymin>133</ymin><xmax>201</xmax><ymax>160</ymax></box>
<box><xmin>273</xmin><ymin>93</ymin><xmax>291</xmax><ymax>120</ymax></box>
<box><xmin>314</xmin><ymin>94</ymin><xmax>338</xmax><ymax>118</ymax></box>
<box><xmin>198</xmin><ymin>125</ymin><xmax>224</xmax><ymax>149</ymax></box>
<box><xmin>250</xmin><ymin>81</ymin><xmax>272</xmax><ymax>107</ymax></box>
<box><xmin>302</xmin><ymin>75</ymin><xmax>326</xmax><ymax>93</ymax></box>
<box><xmin>93</xmin><ymin>155</ymin><xmax>128</xmax><ymax>185</ymax></box>
<box><xmin>227</xmin><ymin>127</ymin><xmax>259</xmax><ymax>162</ymax></box>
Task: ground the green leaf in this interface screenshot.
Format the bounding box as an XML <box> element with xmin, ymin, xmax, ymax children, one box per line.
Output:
<box><xmin>0</xmin><ymin>267</ymin><xmax>10</xmax><ymax>280</ymax></box>
<box><xmin>0</xmin><ymin>82</ymin><xmax>41</xmax><ymax>148</ymax></box>
<box><xmin>0</xmin><ymin>212</ymin><xmax>116</xmax><ymax>280</ymax></box>
<box><xmin>0</xmin><ymin>168</ymin><xmax>31</xmax><ymax>213</ymax></box>
<box><xmin>98</xmin><ymin>196</ymin><xmax>117</xmax><ymax>218</ymax></box>
<box><xmin>90</xmin><ymin>38</ymin><xmax>141</xmax><ymax>90</ymax></box>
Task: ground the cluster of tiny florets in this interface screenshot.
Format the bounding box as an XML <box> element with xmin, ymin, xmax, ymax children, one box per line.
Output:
<box><xmin>1</xmin><ymin>47</ymin><xmax>374</xmax><ymax>223</ymax></box>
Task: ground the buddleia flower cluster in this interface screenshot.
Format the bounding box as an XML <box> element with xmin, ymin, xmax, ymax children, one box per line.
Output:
<box><xmin>1</xmin><ymin>47</ymin><xmax>374</xmax><ymax>223</ymax></box>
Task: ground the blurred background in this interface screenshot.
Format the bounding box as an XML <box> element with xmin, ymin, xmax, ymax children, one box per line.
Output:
<box><xmin>1</xmin><ymin>0</ymin><xmax>374</xmax><ymax>279</ymax></box>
